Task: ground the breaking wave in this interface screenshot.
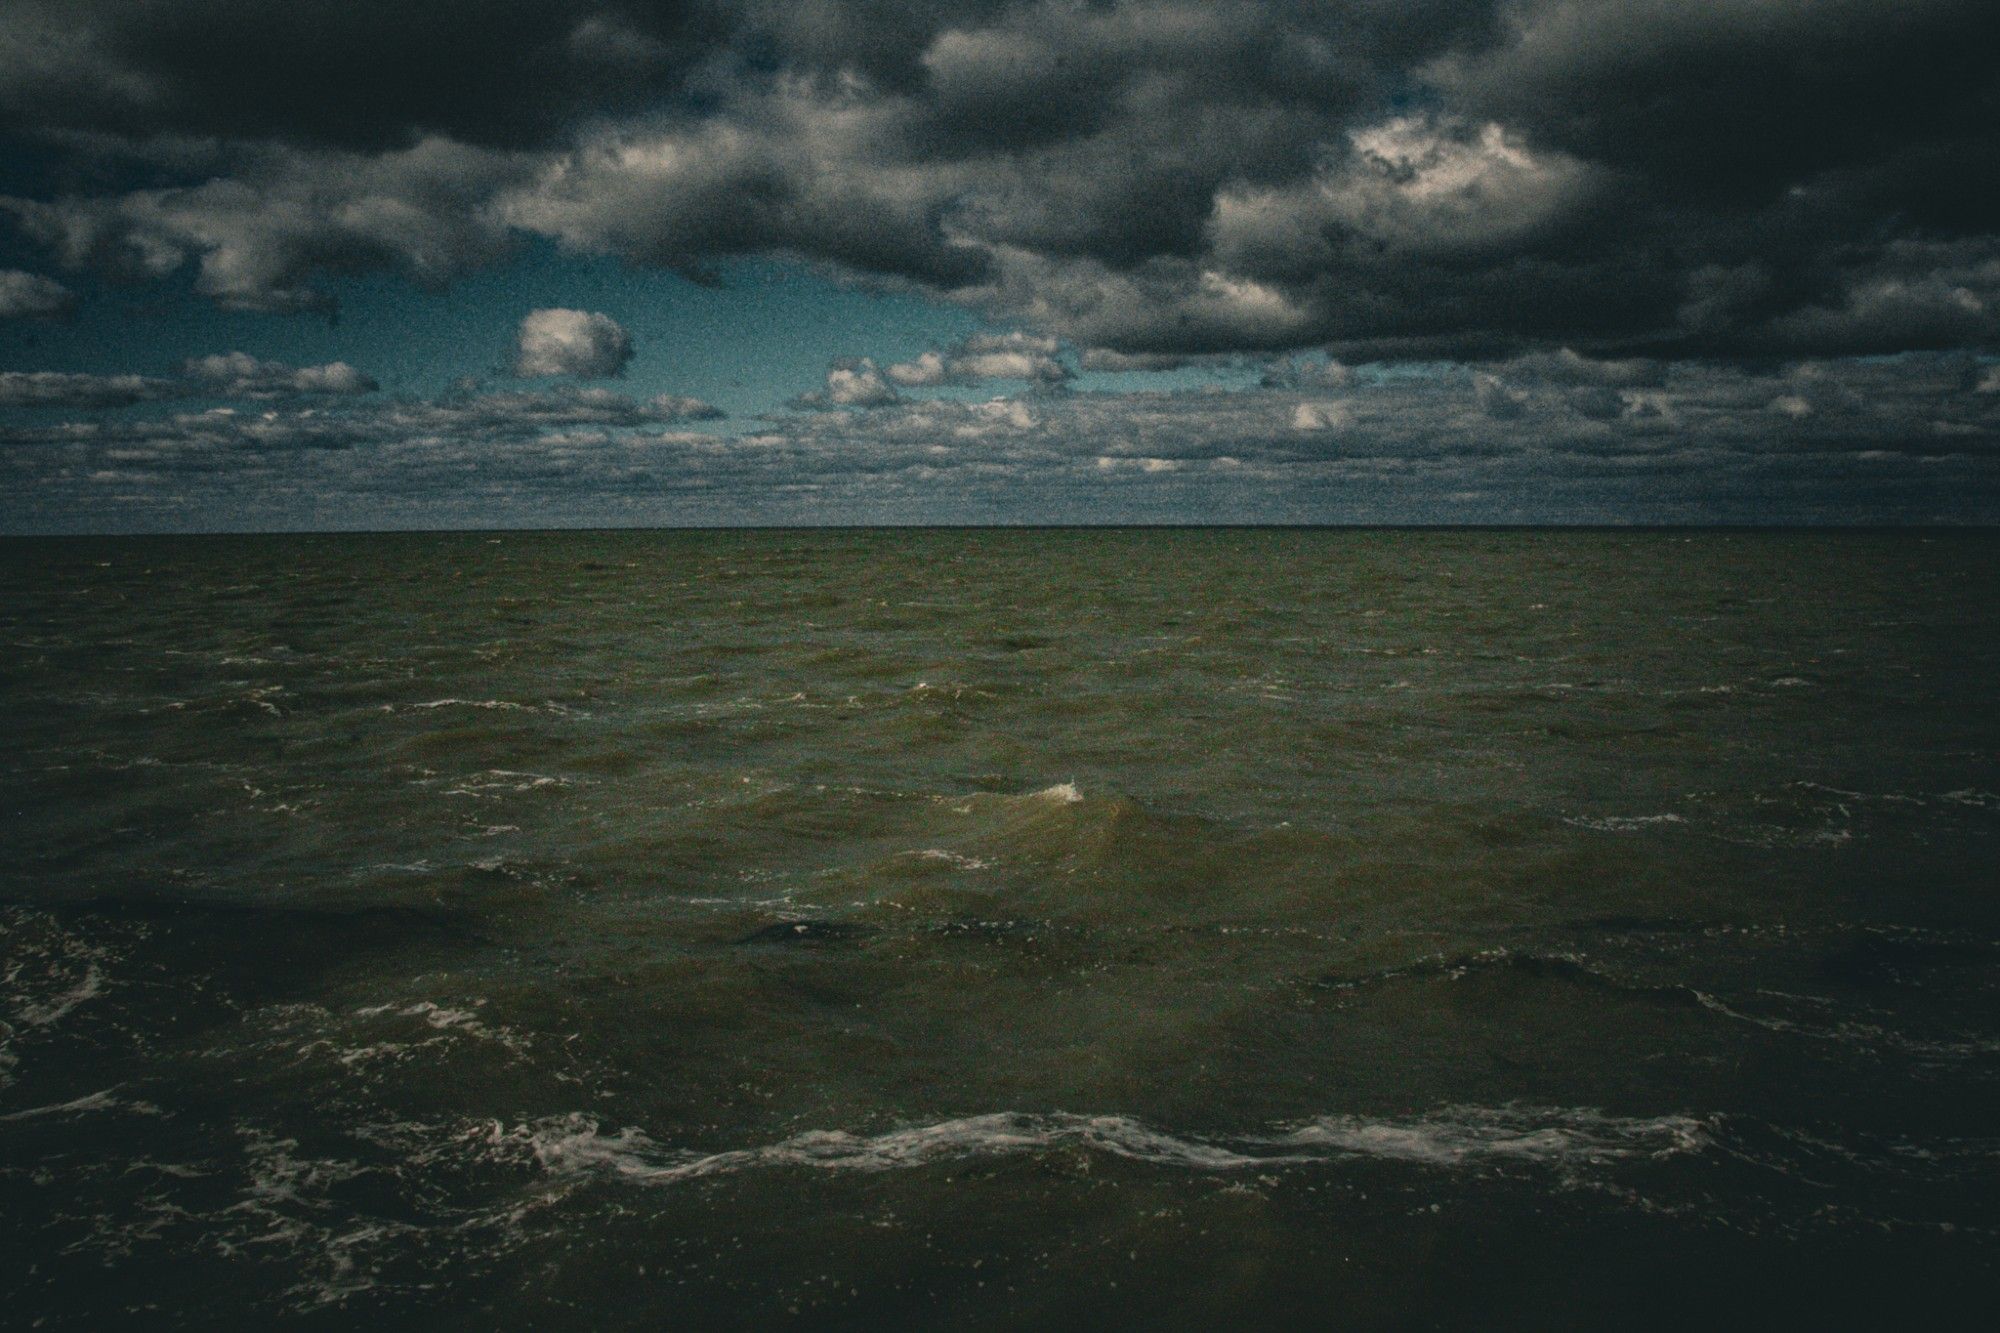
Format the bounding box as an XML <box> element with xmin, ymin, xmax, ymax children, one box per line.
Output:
<box><xmin>477</xmin><ymin>1104</ymin><xmax>1714</xmax><ymax>1186</ymax></box>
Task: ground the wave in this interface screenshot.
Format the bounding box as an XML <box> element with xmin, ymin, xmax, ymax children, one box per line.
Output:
<box><xmin>1316</xmin><ymin>947</ymin><xmax>1707</xmax><ymax>1009</ymax></box>
<box><xmin>1563</xmin><ymin>813</ymin><xmax>1687</xmax><ymax>832</ymax></box>
<box><xmin>1</xmin><ymin>906</ymin><xmax>122</xmax><ymax>1085</ymax></box>
<box><xmin>476</xmin><ymin>1104</ymin><xmax>1715</xmax><ymax>1187</ymax></box>
<box><xmin>1689</xmin><ymin>991</ymin><xmax>2000</xmax><ymax>1061</ymax></box>
<box><xmin>897</xmin><ymin>848</ymin><xmax>994</xmax><ymax>871</ymax></box>
<box><xmin>0</xmin><ymin>1087</ymin><xmax>160</xmax><ymax>1121</ymax></box>
<box><xmin>946</xmin><ymin>781</ymin><xmax>1085</xmax><ymax>813</ymax></box>
<box><xmin>351</xmin><ymin>999</ymin><xmax>531</xmax><ymax>1054</ymax></box>
<box><xmin>401</xmin><ymin>699</ymin><xmax>590</xmax><ymax>718</ymax></box>
<box><xmin>437</xmin><ymin>769</ymin><xmax>585</xmax><ymax>797</ymax></box>
<box><xmin>1315</xmin><ymin>947</ymin><xmax>2000</xmax><ymax>1063</ymax></box>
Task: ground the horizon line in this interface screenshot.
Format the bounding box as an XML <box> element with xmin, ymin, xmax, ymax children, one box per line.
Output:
<box><xmin>5</xmin><ymin>521</ymin><xmax>1999</xmax><ymax>540</ymax></box>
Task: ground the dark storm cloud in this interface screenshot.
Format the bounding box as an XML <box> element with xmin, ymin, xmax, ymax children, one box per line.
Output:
<box><xmin>1</xmin><ymin>1</ymin><xmax>1996</xmax><ymax>355</ymax></box>
<box><xmin>2</xmin><ymin>139</ymin><xmax>529</xmax><ymax>314</ymax></box>
<box><xmin>0</xmin><ymin>1</ymin><xmax>731</xmax><ymax>152</ymax></box>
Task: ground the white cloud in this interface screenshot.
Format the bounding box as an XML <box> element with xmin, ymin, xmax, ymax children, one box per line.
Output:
<box><xmin>795</xmin><ymin>357</ymin><xmax>901</xmax><ymax>409</ymax></box>
<box><xmin>182</xmin><ymin>351</ymin><xmax>378</xmax><ymax>396</ymax></box>
<box><xmin>1497</xmin><ymin>348</ymin><xmax>1664</xmax><ymax>388</ymax></box>
<box><xmin>1078</xmin><ymin>348</ymin><xmax>1192</xmax><ymax>372</ymax></box>
<box><xmin>0</xmin><ymin>370</ymin><xmax>179</xmax><ymax>408</ymax></box>
<box><xmin>886</xmin><ymin>331</ymin><xmax>1070</xmax><ymax>386</ymax></box>
<box><xmin>951</xmin><ymin>348</ymin><xmax>1068</xmax><ymax>382</ymax></box>
<box><xmin>884</xmin><ymin>350</ymin><xmax>950</xmax><ymax>387</ymax></box>
<box><xmin>0</xmin><ymin>355</ymin><xmax>383</xmax><ymax>409</ymax></box>
<box><xmin>514</xmin><ymin>308</ymin><xmax>634</xmax><ymax>378</ymax></box>
<box><xmin>1209</xmin><ymin>116</ymin><xmax>1599</xmax><ymax>280</ymax></box>
<box><xmin>1291</xmin><ymin>400</ymin><xmax>1350</xmax><ymax>431</ymax></box>
<box><xmin>825</xmin><ymin>359</ymin><xmax>899</xmax><ymax>406</ymax></box>
<box><xmin>0</xmin><ymin>269</ymin><xmax>73</xmax><ymax>318</ymax></box>
<box><xmin>1474</xmin><ymin>372</ymin><xmax>1531</xmax><ymax>419</ymax></box>
<box><xmin>1263</xmin><ymin>355</ymin><xmax>1354</xmax><ymax>390</ymax></box>
<box><xmin>6</xmin><ymin>352</ymin><xmax>1994</xmax><ymax>528</ymax></box>
<box><xmin>645</xmin><ymin>393</ymin><xmax>726</xmax><ymax>421</ymax></box>
<box><xmin>969</xmin><ymin>397</ymin><xmax>1038</xmax><ymax>431</ymax></box>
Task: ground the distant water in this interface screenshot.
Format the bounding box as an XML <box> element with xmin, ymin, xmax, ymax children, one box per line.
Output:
<box><xmin>3</xmin><ymin>529</ymin><xmax>1997</xmax><ymax>1328</ymax></box>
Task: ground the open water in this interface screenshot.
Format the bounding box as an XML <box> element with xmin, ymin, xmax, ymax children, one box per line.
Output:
<box><xmin>2</xmin><ymin>529</ymin><xmax>1997</xmax><ymax>1328</ymax></box>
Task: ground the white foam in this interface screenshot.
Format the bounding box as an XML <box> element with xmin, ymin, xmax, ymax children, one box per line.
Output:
<box><xmin>411</xmin><ymin>698</ymin><xmax>534</xmax><ymax>712</ymax></box>
<box><xmin>900</xmin><ymin>849</ymin><xmax>994</xmax><ymax>870</ymax></box>
<box><xmin>439</xmin><ymin>769</ymin><xmax>580</xmax><ymax>798</ymax></box>
<box><xmin>951</xmin><ymin>782</ymin><xmax>1086</xmax><ymax>816</ymax></box>
<box><xmin>333</xmin><ymin>1041</ymin><xmax>417</xmax><ymax>1068</ymax></box>
<box><xmin>1278</xmin><ymin>1106</ymin><xmax>1711</xmax><ymax>1165</ymax></box>
<box><xmin>352</xmin><ymin>1000</ymin><xmax>529</xmax><ymax>1053</ymax></box>
<box><xmin>0</xmin><ymin>1087</ymin><xmax>154</xmax><ymax>1121</ymax></box>
<box><xmin>479</xmin><ymin>1105</ymin><xmax>1713</xmax><ymax>1188</ymax></box>
<box><xmin>12</xmin><ymin>962</ymin><xmax>107</xmax><ymax>1027</ymax></box>
<box><xmin>1564</xmin><ymin>814</ymin><xmax>1687</xmax><ymax>832</ymax></box>
<box><xmin>1692</xmin><ymin>991</ymin><xmax>2000</xmax><ymax>1059</ymax></box>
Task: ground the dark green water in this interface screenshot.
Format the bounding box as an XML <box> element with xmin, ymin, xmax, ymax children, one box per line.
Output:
<box><xmin>2</xmin><ymin>529</ymin><xmax>1997</xmax><ymax>1329</ymax></box>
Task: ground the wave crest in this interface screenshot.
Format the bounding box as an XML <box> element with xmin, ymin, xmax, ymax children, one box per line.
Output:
<box><xmin>476</xmin><ymin>1104</ymin><xmax>1714</xmax><ymax>1187</ymax></box>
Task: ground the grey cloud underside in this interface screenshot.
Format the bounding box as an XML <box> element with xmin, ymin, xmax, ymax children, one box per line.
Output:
<box><xmin>0</xmin><ymin>269</ymin><xmax>75</xmax><ymax>318</ymax></box>
<box><xmin>0</xmin><ymin>355</ymin><xmax>377</xmax><ymax>407</ymax></box>
<box><xmin>1</xmin><ymin>1</ymin><xmax>1996</xmax><ymax>357</ymax></box>
<box><xmin>886</xmin><ymin>332</ymin><xmax>1070</xmax><ymax>387</ymax></box>
<box><xmin>5</xmin><ymin>355</ymin><xmax>1994</xmax><ymax>530</ymax></box>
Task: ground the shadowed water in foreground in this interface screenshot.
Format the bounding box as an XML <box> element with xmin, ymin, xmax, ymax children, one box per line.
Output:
<box><xmin>2</xmin><ymin>529</ymin><xmax>1997</xmax><ymax>1328</ymax></box>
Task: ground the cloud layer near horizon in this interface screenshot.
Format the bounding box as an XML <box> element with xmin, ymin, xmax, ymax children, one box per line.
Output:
<box><xmin>5</xmin><ymin>351</ymin><xmax>1993</xmax><ymax>531</ymax></box>
<box><xmin>0</xmin><ymin>355</ymin><xmax>378</xmax><ymax>408</ymax></box>
<box><xmin>1</xmin><ymin>0</ymin><xmax>1995</xmax><ymax>360</ymax></box>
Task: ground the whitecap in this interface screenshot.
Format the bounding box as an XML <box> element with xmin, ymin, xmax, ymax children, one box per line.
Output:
<box><xmin>475</xmin><ymin>1105</ymin><xmax>1714</xmax><ymax>1188</ymax></box>
<box><xmin>0</xmin><ymin>1087</ymin><xmax>159</xmax><ymax>1121</ymax></box>
<box><xmin>899</xmin><ymin>849</ymin><xmax>994</xmax><ymax>870</ymax></box>
<box><xmin>352</xmin><ymin>1000</ymin><xmax>530</xmax><ymax>1053</ymax></box>
<box><xmin>410</xmin><ymin>698</ymin><xmax>535</xmax><ymax>712</ymax></box>
<box><xmin>1277</xmin><ymin>1106</ymin><xmax>1711</xmax><ymax>1165</ymax></box>
<box><xmin>1563</xmin><ymin>814</ymin><xmax>1687</xmax><ymax>832</ymax></box>
<box><xmin>11</xmin><ymin>962</ymin><xmax>109</xmax><ymax>1028</ymax></box>
<box><xmin>1691</xmin><ymin>991</ymin><xmax>2000</xmax><ymax>1060</ymax></box>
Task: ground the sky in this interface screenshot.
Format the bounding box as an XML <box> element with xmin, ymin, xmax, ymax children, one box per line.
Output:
<box><xmin>1</xmin><ymin>0</ymin><xmax>1997</xmax><ymax>531</ymax></box>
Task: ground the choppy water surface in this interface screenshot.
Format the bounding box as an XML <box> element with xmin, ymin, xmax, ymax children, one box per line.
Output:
<box><xmin>2</xmin><ymin>529</ymin><xmax>1997</xmax><ymax>1328</ymax></box>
